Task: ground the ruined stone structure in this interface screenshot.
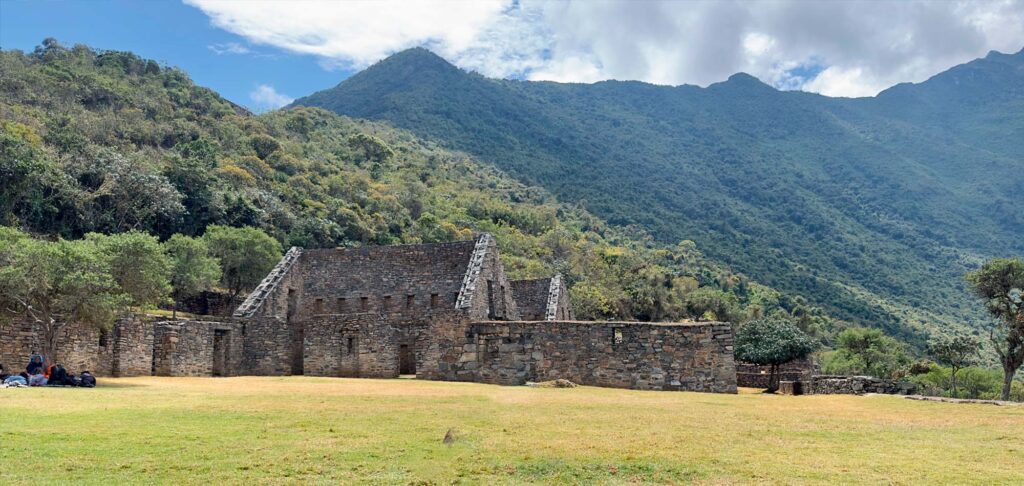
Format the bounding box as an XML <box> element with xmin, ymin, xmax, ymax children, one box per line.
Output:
<box><xmin>807</xmin><ymin>375</ymin><xmax>918</xmax><ymax>396</ymax></box>
<box><xmin>0</xmin><ymin>234</ymin><xmax>737</xmax><ymax>393</ymax></box>
<box><xmin>736</xmin><ymin>358</ymin><xmax>819</xmax><ymax>389</ymax></box>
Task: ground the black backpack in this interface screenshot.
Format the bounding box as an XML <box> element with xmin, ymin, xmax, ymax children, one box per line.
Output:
<box><xmin>79</xmin><ymin>371</ymin><xmax>96</xmax><ymax>388</ymax></box>
<box><xmin>49</xmin><ymin>364</ymin><xmax>68</xmax><ymax>385</ymax></box>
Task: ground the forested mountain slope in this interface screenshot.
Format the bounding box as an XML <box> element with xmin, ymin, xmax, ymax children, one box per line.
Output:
<box><xmin>0</xmin><ymin>41</ymin><xmax>839</xmax><ymax>335</ymax></box>
<box><xmin>293</xmin><ymin>47</ymin><xmax>1024</xmax><ymax>344</ymax></box>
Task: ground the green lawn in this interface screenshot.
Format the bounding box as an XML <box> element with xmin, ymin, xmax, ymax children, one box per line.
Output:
<box><xmin>1</xmin><ymin>377</ymin><xmax>1022</xmax><ymax>484</ymax></box>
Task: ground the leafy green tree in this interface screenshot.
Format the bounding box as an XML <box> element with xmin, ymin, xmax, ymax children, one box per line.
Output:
<box><xmin>86</xmin><ymin>231</ymin><xmax>172</xmax><ymax>308</ymax></box>
<box><xmin>203</xmin><ymin>225</ymin><xmax>282</xmax><ymax>306</ymax></box>
<box><xmin>348</xmin><ymin>133</ymin><xmax>394</xmax><ymax>164</ymax></box>
<box><xmin>927</xmin><ymin>334</ymin><xmax>980</xmax><ymax>397</ymax></box>
<box><xmin>966</xmin><ymin>258</ymin><xmax>1024</xmax><ymax>401</ymax></box>
<box><xmin>685</xmin><ymin>287</ymin><xmax>741</xmax><ymax>322</ymax></box>
<box><xmin>249</xmin><ymin>134</ymin><xmax>281</xmax><ymax>160</ymax></box>
<box><xmin>163</xmin><ymin>234</ymin><xmax>221</xmax><ymax>318</ymax></box>
<box><xmin>735</xmin><ymin>318</ymin><xmax>816</xmax><ymax>392</ymax></box>
<box><xmin>0</xmin><ymin>121</ymin><xmax>45</xmax><ymax>225</ymax></box>
<box><xmin>0</xmin><ymin>227</ymin><xmax>127</xmax><ymax>358</ymax></box>
<box><xmin>823</xmin><ymin>327</ymin><xmax>911</xmax><ymax>379</ymax></box>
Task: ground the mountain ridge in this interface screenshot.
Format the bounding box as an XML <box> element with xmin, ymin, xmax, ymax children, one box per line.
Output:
<box><xmin>292</xmin><ymin>46</ymin><xmax>1024</xmax><ymax>344</ymax></box>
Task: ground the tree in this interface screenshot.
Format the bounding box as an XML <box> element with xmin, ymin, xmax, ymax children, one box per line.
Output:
<box><xmin>86</xmin><ymin>231</ymin><xmax>172</xmax><ymax>309</ymax></box>
<box><xmin>0</xmin><ymin>228</ymin><xmax>127</xmax><ymax>359</ymax></box>
<box><xmin>685</xmin><ymin>287</ymin><xmax>741</xmax><ymax>322</ymax></box>
<box><xmin>927</xmin><ymin>334</ymin><xmax>980</xmax><ymax>397</ymax></box>
<box><xmin>202</xmin><ymin>225</ymin><xmax>282</xmax><ymax>306</ymax></box>
<box><xmin>163</xmin><ymin>234</ymin><xmax>221</xmax><ymax>318</ymax></box>
<box><xmin>735</xmin><ymin>318</ymin><xmax>816</xmax><ymax>392</ymax></box>
<box><xmin>823</xmin><ymin>327</ymin><xmax>911</xmax><ymax>379</ymax></box>
<box><xmin>966</xmin><ymin>258</ymin><xmax>1024</xmax><ymax>401</ymax></box>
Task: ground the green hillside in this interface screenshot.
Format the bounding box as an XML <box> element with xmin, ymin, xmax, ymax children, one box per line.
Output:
<box><xmin>0</xmin><ymin>41</ymin><xmax>838</xmax><ymax>334</ymax></box>
<box><xmin>293</xmin><ymin>47</ymin><xmax>1024</xmax><ymax>345</ymax></box>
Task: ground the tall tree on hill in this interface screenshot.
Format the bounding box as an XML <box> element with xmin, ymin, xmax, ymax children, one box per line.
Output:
<box><xmin>203</xmin><ymin>225</ymin><xmax>282</xmax><ymax>307</ymax></box>
<box><xmin>735</xmin><ymin>318</ymin><xmax>816</xmax><ymax>393</ymax></box>
<box><xmin>966</xmin><ymin>258</ymin><xmax>1024</xmax><ymax>401</ymax></box>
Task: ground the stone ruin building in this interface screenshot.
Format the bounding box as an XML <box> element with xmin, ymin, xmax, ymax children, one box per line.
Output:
<box><xmin>0</xmin><ymin>234</ymin><xmax>737</xmax><ymax>393</ymax></box>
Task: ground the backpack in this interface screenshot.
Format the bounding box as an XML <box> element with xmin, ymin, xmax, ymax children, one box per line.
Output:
<box><xmin>68</xmin><ymin>375</ymin><xmax>83</xmax><ymax>387</ymax></box>
<box><xmin>79</xmin><ymin>371</ymin><xmax>96</xmax><ymax>388</ymax></box>
<box><xmin>49</xmin><ymin>364</ymin><xmax>68</xmax><ymax>385</ymax></box>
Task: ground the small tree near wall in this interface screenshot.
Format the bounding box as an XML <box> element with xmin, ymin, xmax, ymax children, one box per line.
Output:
<box><xmin>735</xmin><ymin>317</ymin><xmax>816</xmax><ymax>393</ymax></box>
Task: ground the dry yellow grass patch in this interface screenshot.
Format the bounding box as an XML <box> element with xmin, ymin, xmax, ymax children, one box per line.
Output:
<box><xmin>1</xmin><ymin>377</ymin><xmax>1021</xmax><ymax>484</ymax></box>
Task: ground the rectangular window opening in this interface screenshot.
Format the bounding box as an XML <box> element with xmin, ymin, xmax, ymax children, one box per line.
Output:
<box><xmin>360</xmin><ymin>296</ymin><xmax>369</xmax><ymax>311</ymax></box>
<box><xmin>613</xmin><ymin>328</ymin><xmax>624</xmax><ymax>345</ymax></box>
<box><xmin>430</xmin><ymin>293</ymin><xmax>439</xmax><ymax>308</ymax></box>
<box><xmin>406</xmin><ymin>294</ymin><xmax>415</xmax><ymax>309</ymax></box>
<box><xmin>314</xmin><ymin>298</ymin><xmax>324</xmax><ymax>314</ymax></box>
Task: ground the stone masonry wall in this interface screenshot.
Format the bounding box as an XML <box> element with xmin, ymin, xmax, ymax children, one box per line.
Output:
<box><xmin>808</xmin><ymin>375</ymin><xmax>918</xmax><ymax>395</ymax></box>
<box><xmin>736</xmin><ymin>358</ymin><xmax>817</xmax><ymax>389</ymax></box>
<box><xmin>424</xmin><ymin>320</ymin><xmax>736</xmax><ymax>393</ymax></box>
<box><xmin>110</xmin><ymin>317</ymin><xmax>154</xmax><ymax>377</ymax></box>
<box><xmin>241</xmin><ymin>317</ymin><xmax>293</xmax><ymax>375</ymax></box>
<box><xmin>153</xmin><ymin>321</ymin><xmax>243</xmax><ymax>377</ymax></box>
<box><xmin>292</xmin><ymin>241</ymin><xmax>477</xmax><ymax>322</ymax></box>
<box><xmin>0</xmin><ymin>317</ymin><xmax>153</xmax><ymax>376</ymax></box>
<box><xmin>510</xmin><ymin>279</ymin><xmax>550</xmax><ymax>321</ymax></box>
<box><xmin>301</xmin><ymin>308</ymin><xmax>465</xmax><ymax>378</ymax></box>
<box><xmin>459</xmin><ymin>236</ymin><xmax>520</xmax><ymax>321</ymax></box>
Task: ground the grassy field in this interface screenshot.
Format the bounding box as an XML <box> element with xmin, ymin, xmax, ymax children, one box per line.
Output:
<box><xmin>1</xmin><ymin>377</ymin><xmax>1022</xmax><ymax>485</ymax></box>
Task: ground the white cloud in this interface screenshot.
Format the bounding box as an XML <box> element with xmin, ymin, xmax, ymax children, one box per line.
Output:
<box><xmin>249</xmin><ymin>84</ymin><xmax>294</xmax><ymax>111</ymax></box>
<box><xmin>208</xmin><ymin>41</ymin><xmax>251</xmax><ymax>55</ymax></box>
<box><xmin>187</xmin><ymin>0</ymin><xmax>1024</xmax><ymax>97</ymax></box>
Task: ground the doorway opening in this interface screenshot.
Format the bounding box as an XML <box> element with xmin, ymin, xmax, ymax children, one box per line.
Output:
<box><xmin>212</xmin><ymin>329</ymin><xmax>229</xmax><ymax>377</ymax></box>
<box><xmin>399</xmin><ymin>344</ymin><xmax>416</xmax><ymax>376</ymax></box>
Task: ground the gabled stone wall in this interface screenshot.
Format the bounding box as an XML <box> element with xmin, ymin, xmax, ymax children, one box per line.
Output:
<box><xmin>510</xmin><ymin>278</ymin><xmax>551</xmax><ymax>321</ymax></box>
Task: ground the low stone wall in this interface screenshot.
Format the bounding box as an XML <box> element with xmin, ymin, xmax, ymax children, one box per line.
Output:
<box><xmin>736</xmin><ymin>358</ymin><xmax>817</xmax><ymax>388</ymax></box>
<box><xmin>427</xmin><ymin>320</ymin><xmax>736</xmax><ymax>393</ymax></box>
<box><xmin>0</xmin><ymin>316</ymin><xmax>154</xmax><ymax>376</ymax></box>
<box><xmin>808</xmin><ymin>375</ymin><xmax>918</xmax><ymax>395</ymax></box>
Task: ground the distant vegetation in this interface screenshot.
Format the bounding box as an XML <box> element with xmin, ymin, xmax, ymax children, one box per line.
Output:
<box><xmin>295</xmin><ymin>47</ymin><xmax>1024</xmax><ymax>348</ymax></box>
<box><xmin>0</xmin><ymin>40</ymin><xmax>847</xmax><ymax>336</ymax></box>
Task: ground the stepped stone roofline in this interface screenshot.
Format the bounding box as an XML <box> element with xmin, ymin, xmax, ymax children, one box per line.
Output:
<box><xmin>544</xmin><ymin>274</ymin><xmax>564</xmax><ymax>321</ymax></box>
<box><xmin>233</xmin><ymin>246</ymin><xmax>302</xmax><ymax>318</ymax></box>
<box><xmin>455</xmin><ymin>233</ymin><xmax>493</xmax><ymax>310</ymax></box>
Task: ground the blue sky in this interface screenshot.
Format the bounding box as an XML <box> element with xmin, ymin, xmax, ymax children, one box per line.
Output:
<box><xmin>0</xmin><ymin>0</ymin><xmax>352</xmax><ymax>110</ymax></box>
<box><xmin>2</xmin><ymin>1</ymin><xmax>1022</xmax><ymax>104</ymax></box>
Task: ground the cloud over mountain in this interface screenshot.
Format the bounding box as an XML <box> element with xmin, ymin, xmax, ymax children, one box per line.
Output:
<box><xmin>187</xmin><ymin>0</ymin><xmax>1024</xmax><ymax>97</ymax></box>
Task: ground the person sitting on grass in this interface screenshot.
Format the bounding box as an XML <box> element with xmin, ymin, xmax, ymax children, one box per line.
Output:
<box><xmin>28</xmin><ymin>370</ymin><xmax>48</xmax><ymax>387</ymax></box>
<box><xmin>0</xmin><ymin>363</ymin><xmax>8</xmax><ymax>381</ymax></box>
<box><xmin>26</xmin><ymin>352</ymin><xmax>44</xmax><ymax>375</ymax></box>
